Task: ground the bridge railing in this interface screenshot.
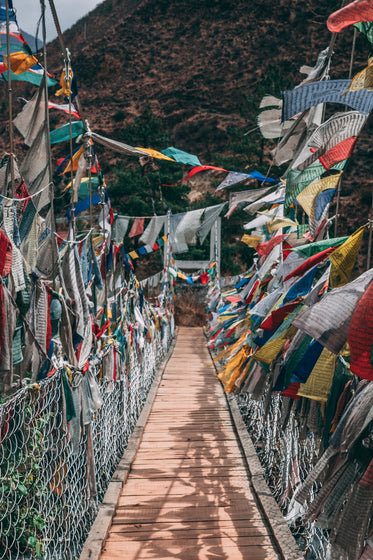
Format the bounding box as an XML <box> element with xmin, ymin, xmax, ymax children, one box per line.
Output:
<box><xmin>0</xmin><ymin>315</ymin><xmax>175</xmax><ymax>560</ymax></box>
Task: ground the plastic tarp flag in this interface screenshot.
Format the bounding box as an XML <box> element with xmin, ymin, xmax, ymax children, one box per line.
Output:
<box><xmin>135</xmin><ymin>147</ymin><xmax>174</xmax><ymax>162</ymax></box>
<box><xmin>348</xmin><ymin>279</ymin><xmax>373</xmax><ymax>380</ymax></box>
<box><xmin>281</xmin><ymin>80</ymin><xmax>373</xmax><ymax>123</ymax></box>
<box><xmin>297</xmin><ymin>348</ymin><xmax>337</xmax><ymax>402</ymax></box>
<box><xmin>183</xmin><ymin>165</ymin><xmax>228</xmax><ymax>182</ymax></box>
<box><xmin>294</xmin><ymin>112</ymin><xmax>366</xmax><ymax>171</ymax></box>
<box><xmin>197</xmin><ymin>203</ymin><xmax>225</xmax><ymax>243</ymax></box>
<box><xmin>128</xmin><ymin>217</ymin><xmax>145</xmax><ymax>238</ymax></box>
<box><xmin>293</xmin><ymin>268</ymin><xmax>373</xmax><ymax>354</ymax></box>
<box><xmin>215</xmin><ymin>171</ymin><xmax>252</xmax><ymax>191</ymax></box>
<box><xmin>327</xmin><ymin>0</ymin><xmax>373</xmax><ymax>33</ymax></box>
<box><xmin>241</xmin><ymin>234</ymin><xmax>262</xmax><ymax>248</ymax></box>
<box><xmin>296</xmin><ymin>173</ymin><xmax>342</xmax><ymax>219</ymax></box>
<box><xmin>50</xmin><ymin>121</ymin><xmax>85</xmax><ymax>144</ymax></box>
<box><xmin>161</xmin><ymin>147</ymin><xmax>201</xmax><ymax>166</ymax></box>
<box><xmin>139</xmin><ymin>216</ymin><xmax>166</xmax><ymax>247</ymax></box>
<box><xmin>174</xmin><ymin>208</ymin><xmax>204</xmax><ymax>246</ymax></box>
<box><xmin>319</xmin><ymin>137</ymin><xmax>358</xmax><ymax>170</ymax></box>
<box><xmin>90</xmin><ymin>132</ymin><xmax>148</xmax><ymax>157</ymax></box>
<box><xmin>329</xmin><ymin>226</ymin><xmax>365</xmax><ymax>288</ymax></box>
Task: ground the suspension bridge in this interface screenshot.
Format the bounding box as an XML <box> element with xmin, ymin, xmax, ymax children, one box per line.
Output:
<box><xmin>81</xmin><ymin>327</ymin><xmax>302</xmax><ymax>560</ymax></box>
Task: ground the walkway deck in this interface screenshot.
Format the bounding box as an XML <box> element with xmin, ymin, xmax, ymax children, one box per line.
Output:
<box><xmin>99</xmin><ymin>327</ymin><xmax>280</xmax><ymax>560</ymax></box>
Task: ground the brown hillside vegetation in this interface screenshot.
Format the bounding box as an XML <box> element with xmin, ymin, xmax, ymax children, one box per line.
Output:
<box><xmin>0</xmin><ymin>0</ymin><xmax>372</xmax><ymax>269</ymax></box>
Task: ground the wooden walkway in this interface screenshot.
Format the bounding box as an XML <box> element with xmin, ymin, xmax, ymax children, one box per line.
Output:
<box><xmin>99</xmin><ymin>327</ymin><xmax>280</xmax><ymax>560</ymax></box>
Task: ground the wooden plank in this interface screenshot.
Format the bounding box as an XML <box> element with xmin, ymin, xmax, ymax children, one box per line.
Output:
<box><xmin>96</xmin><ymin>327</ymin><xmax>280</xmax><ymax>560</ymax></box>
<box><xmin>106</xmin><ymin>532</ymin><xmax>274</xmax><ymax>544</ymax></box>
<box><xmin>109</xmin><ymin>519</ymin><xmax>273</xmax><ymax>535</ymax></box>
<box><xmin>113</xmin><ymin>505</ymin><xmax>266</xmax><ymax>522</ymax></box>
<box><xmin>101</xmin><ymin>542</ymin><xmax>278</xmax><ymax>560</ymax></box>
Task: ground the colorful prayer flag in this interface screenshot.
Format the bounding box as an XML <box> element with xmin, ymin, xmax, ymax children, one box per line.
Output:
<box><xmin>329</xmin><ymin>226</ymin><xmax>365</xmax><ymax>288</ymax></box>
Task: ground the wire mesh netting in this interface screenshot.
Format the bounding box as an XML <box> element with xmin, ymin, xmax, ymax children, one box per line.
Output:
<box><xmin>0</xmin><ymin>320</ymin><xmax>174</xmax><ymax>560</ymax></box>
<box><xmin>236</xmin><ymin>389</ymin><xmax>330</xmax><ymax>560</ymax></box>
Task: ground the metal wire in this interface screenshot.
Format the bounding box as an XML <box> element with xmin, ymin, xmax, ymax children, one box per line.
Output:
<box><xmin>236</xmin><ymin>388</ymin><xmax>329</xmax><ymax>560</ymax></box>
<box><xmin>0</xmin><ymin>320</ymin><xmax>175</xmax><ymax>560</ymax></box>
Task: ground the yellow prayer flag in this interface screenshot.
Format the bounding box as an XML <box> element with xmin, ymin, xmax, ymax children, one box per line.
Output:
<box><xmin>162</xmin><ymin>235</ymin><xmax>169</xmax><ymax>244</ymax></box>
<box><xmin>267</xmin><ymin>218</ymin><xmax>298</xmax><ymax>233</ymax></box>
<box><xmin>329</xmin><ymin>226</ymin><xmax>365</xmax><ymax>288</ymax></box>
<box><xmin>241</xmin><ymin>234</ymin><xmax>262</xmax><ymax>248</ymax></box>
<box><xmin>3</xmin><ymin>51</ymin><xmax>38</xmax><ymax>74</ymax></box>
<box><xmin>135</xmin><ymin>147</ymin><xmax>175</xmax><ymax>162</ymax></box>
<box><xmin>177</xmin><ymin>271</ymin><xmax>187</xmax><ymax>280</ymax></box>
<box><xmin>296</xmin><ymin>173</ymin><xmax>342</xmax><ymax>220</ymax></box>
<box><xmin>342</xmin><ymin>58</ymin><xmax>373</xmax><ymax>96</ymax></box>
<box><xmin>297</xmin><ymin>348</ymin><xmax>337</xmax><ymax>402</ymax></box>
<box><xmin>129</xmin><ymin>250</ymin><xmax>139</xmax><ymax>259</ymax></box>
<box><xmin>253</xmin><ymin>325</ymin><xmax>297</xmax><ymax>364</ymax></box>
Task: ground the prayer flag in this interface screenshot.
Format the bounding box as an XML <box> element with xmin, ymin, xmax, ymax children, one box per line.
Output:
<box><xmin>297</xmin><ymin>348</ymin><xmax>336</xmax><ymax>402</ymax></box>
<box><xmin>296</xmin><ymin>173</ymin><xmax>342</xmax><ymax>219</ymax></box>
<box><xmin>128</xmin><ymin>218</ymin><xmax>145</xmax><ymax>238</ymax></box>
<box><xmin>267</xmin><ymin>218</ymin><xmax>298</xmax><ymax>232</ymax></box>
<box><xmin>348</xmin><ymin>279</ymin><xmax>373</xmax><ymax>380</ymax></box>
<box><xmin>342</xmin><ymin>58</ymin><xmax>373</xmax><ymax>95</ymax></box>
<box><xmin>329</xmin><ymin>226</ymin><xmax>365</xmax><ymax>288</ymax></box>
<box><xmin>319</xmin><ymin>137</ymin><xmax>358</xmax><ymax>170</ymax></box>
<box><xmin>128</xmin><ymin>251</ymin><xmax>139</xmax><ymax>259</ymax></box>
<box><xmin>327</xmin><ymin>0</ymin><xmax>373</xmax><ymax>33</ymax></box>
<box><xmin>183</xmin><ymin>165</ymin><xmax>228</xmax><ymax>182</ymax></box>
<box><xmin>134</xmin><ymin>147</ymin><xmax>174</xmax><ymax>161</ymax></box>
<box><xmin>161</xmin><ymin>147</ymin><xmax>201</xmax><ymax>166</ymax></box>
<box><xmin>241</xmin><ymin>234</ymin><xmax>262</xmax><ymax>248</ymax></box>
<box><xmin>293</xmin><ymin>268</ymin><xmax>373</xmax><ymax>354</ymax></box>
<box><xmin>290</xmin><ymin>236</ymin><xmax>349</xmax><ymax>258</ymax></box>
<box><xmin>282</xmin><ymin>80</ymin><xmax>373</xmax><ymax>122</ymax></box>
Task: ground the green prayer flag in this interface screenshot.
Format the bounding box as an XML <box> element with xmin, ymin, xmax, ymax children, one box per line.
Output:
<box><xmin>50</xmin><ymin>121</ymin><xmax>85</xmax><ymax>144</ymax></box>
<box><xmin>290</xmin><ymin>236</ymin><xmax>349</xmax><ymax>258</ymax></box>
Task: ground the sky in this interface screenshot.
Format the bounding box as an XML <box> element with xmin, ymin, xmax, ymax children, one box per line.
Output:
<box><xmin>12</xmin><ymin>0</ymin><xmax>101</xmax><ymax>43</ymax></box>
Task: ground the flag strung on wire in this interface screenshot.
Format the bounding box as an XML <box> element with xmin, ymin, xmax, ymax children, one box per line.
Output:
<box><xmin>296</xmin><ymin>173</ymin><xmax>342</xmax><ymax>219</ymax></box>
<box><xmin>355</xmin><ymin>21</ymin><xmax>373</xmax><ymax>45</ymax></box>
<box><xmin>318</xmin><ymin>137</ymin><xmax>358</xmax><ymax>170</ymax></box>
<box><xmin>0</xmin><ymin>3</ymin><xmax>57</xmax><ymax>86</ymax></box>
<box><xmin>183</xmin><ymin>165</ymin><xmax>228</xmax><ymax>182</ymax></box>
<box><xmin>327</xmin><ymin>0</ymin><xmax>373</xmax><ymax>33</ymax></box>
<box><xmin>348</xmin><ymin>279</ymin><xmax>373</xmax><ymax>380</ymax></box>
<box><xmin>281</xmin><ymin>80</ymin><xmax>373</xmax><ymax>122</ymax></box>
<box><xmin>329</xmin><ymin>226</ymin><xmax>365</xmax><ymax>288</ymax></box>
<box><xmin>161</xmin><ymin>147</ymin><xmax>201</xmax><ymax>166</ymax></box>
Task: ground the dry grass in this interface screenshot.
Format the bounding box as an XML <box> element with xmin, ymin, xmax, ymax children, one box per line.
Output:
<box><xmin>174</xmin><ymin>288</ymin><xmax>206</xmax><ymax>326</ymax></box>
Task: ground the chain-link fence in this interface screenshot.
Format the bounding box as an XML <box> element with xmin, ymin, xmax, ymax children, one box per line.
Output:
<box><xmin>236</xmin><ymin>388</ymin><xmax>330</xmax><ymax>560</ymax></box>
<box><xmin>0</xmin><ymin>319</ymin><xmax>174</xmax><ymax>560</ymax></box>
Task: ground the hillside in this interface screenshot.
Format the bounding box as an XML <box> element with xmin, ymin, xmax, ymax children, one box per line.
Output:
<box><xmin>1</xmin><ymin>0</ymin><xmax>372</xmax><ymax>271</ymax></box>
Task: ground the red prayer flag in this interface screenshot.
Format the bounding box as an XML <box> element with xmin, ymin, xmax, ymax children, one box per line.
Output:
<box><xmin>283</xmin><ymin>246</ymin><xmax>337</xmax><ymax>282</ymax></box>
<box><xmin>260</xmin><ymin>301</ymin><xmax>300</xmax><ymax>331</ymax></box>
<box><xmin>327</xmin><ymin>0</ymin><xmax>373</xmax><ymax>33</ymax></box>
<box><xmin>129</xmin><ymin>217</ymin><xmax>145</xmax><ymax>238</ymax></box>
<box><xmin>256</xmin><ymin>234</ymin><xmax>288</xmax><ymax>257</ymax></box>
<box><xmin>184</xmin><ymin>165</ymin><xmax>228</xmax><ymax>183</ymax></box>
<box><xmin>319</xmin><ymin>137</ymin><xmax>358</xmax><ymax>170</ymax></box>
<box><xmin>348</xmin><ymin>279</ymin><xmax>373</xmax><ymax>380</ymax></box>
<box><xmin>200</xmin><ymin>272</ymin><xmax>210</xmax><ymax>285</ymax></box>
